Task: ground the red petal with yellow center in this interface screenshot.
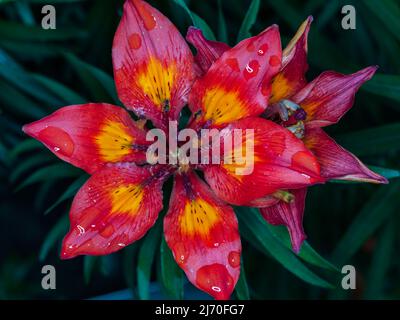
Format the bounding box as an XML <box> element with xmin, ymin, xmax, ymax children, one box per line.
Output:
<box><xmin>202</xmin><ymin>117</ymin><xmax>324</xmax><ymax>205</ymax></box>
<box><xmin>304</xmin><ymin>126</ymin><xmax>388</xmax><ymax>183</ymax></box>
<box><xmin>292</xmin><ymin>66</ymin><xmax>377</xmax><ymax>127</ymax></box>
<box><xmin>186</xmin><ymin>27</ymin><xmax>230</xmax><ymax>76</ymax></box>
<box><xmin>269</xmin><ymin>16</ymin><xmax>312</xmax><ymax>104</ymax></box>
<box><xmin>22</xmin><ymin>103</ymin><xmax>149</xmax><ymax>174</ymax></box>
<box><xmin>61</xmin><ymin>164</ymin><xmax>168</xmax><ymax>259</ymax></box>
<box><xmin>188</xmin><ymin>25</ymin><xmax>282</xmax><ymax>129</ymax></box>
<box><xmin>164</xmin><ymin>172</ymin><xmax>241</xmax><ymax>300</ymax></box>
<box><xmin>113</xmin><ymin>0</ymin><xmax>195</xmax><ymax>129</ymax></box>
<box><xmin>260</xmin><ymin>188</ymin><xmax>307</xmax><ymax>253</ymax></box>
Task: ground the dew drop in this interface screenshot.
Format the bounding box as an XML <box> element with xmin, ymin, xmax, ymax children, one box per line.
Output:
<box><xmin>226</xmin><ymin>58</ymin><xmax>240</xmax><ymax>72</ymax></box>
<box><xmin>212</xmin><ymin>286</ymin><xmax>221</xmax><ymax>292</ymax></box>
<box><xmin>269</xmin><ymin>55</ymin><xmax>281</xmax><ymax>67</ymax></box>
<box><xmin>128</xmin><ymin>33</ymin><xmax>142</xmax><ymax>50</ymax></box>
<box><xmin>77</xmin><ymin>225</ymin><xmax>85</xmax><ymax>235</ymax></box>
<box><xmin>243</xmin><ymin>60</ymin><xmax>260</xmax><ymax>80</ymax></box>
<box><xmin>228</xmin><ymin>251</ymin><xmax>241</xmax><ymax>268</ymax></box>
<box><xmin>38</xmin><ymin>126</ymin><xmax>75</xmax><ymax>157</ymax></box>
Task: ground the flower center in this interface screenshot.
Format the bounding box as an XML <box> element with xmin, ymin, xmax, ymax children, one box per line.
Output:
<box><xmin>264</xmin><ymin>99</ymin><xmax>307</xmax><ymax>139</ymax></box>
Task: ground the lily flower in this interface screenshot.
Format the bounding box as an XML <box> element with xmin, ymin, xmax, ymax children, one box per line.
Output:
<box><xmin>23</xmin><ymin>0</ymin><xmax>325</xmax><ymax>299</ymax></box>
<box><xmin>188</xmin><ymin>17</ymin><xmax>387</xmax><ymax>254</ymax></box>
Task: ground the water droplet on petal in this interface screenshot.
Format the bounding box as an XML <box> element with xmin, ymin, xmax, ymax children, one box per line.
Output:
<box><xmin>38</xmin><ymin>126</ymin><xmax>75</xmax><ymax>157</ymax></box>
<box><xmin>128</xmin><ymin>33</ymin><xmax>142</xmax><ymax>49</ymax></box>
<box><xmin>77</xmin><ymin>225</ymin><xmax>85</xmax><ymax>235</ymax></box>
<box><xmin>195</xmin><ymin>263</ymin><xmax>234</xmax><ymax>300</ymax></box>
<box><xmin>258</xmin><ymin>44</ymin><xmax>269</xmax><ymax>56</ymax></box>
<box><xmin>269</xmin><ymin>55</ymin><xmax>281</xmax><ymax>67</ymax></box>
<box><xmin>228</xmin><ymin>251</ymin><xmax>241</xmax><ymax>268</ymax></box>
<box><xmin>226</xmin><ymin>58</ymin><xmax>240</xmax><ymax>72</ymax></box>
<box><xmin>243</xmin><ymin>60</ymin><xmax>260</xmax><ymax>80</ymax></box>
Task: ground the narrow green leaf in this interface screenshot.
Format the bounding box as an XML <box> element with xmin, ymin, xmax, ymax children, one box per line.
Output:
<box><xmin>123</xmin><ymin>244</ymin><xmax>139</xmax><ymax>297</ymax></box>
<box><xmin>363</xmin><ymin>0</ymin><xmax>400</xmax><ymax>44</ymax></box>
<box><xmin>336</xmin><ymin>123</ymin><xmax>400</xmax><ymax>157</ymax></box>
<box><xmin>39</xmin><ymin>214</ymin><xmax>69</xmax><ymax>261</ymax></box>
<box><xmin>173</xmin><ymin>0</ymin><xmax>216</xmax><ymax>40</ymax></box>
<box><xmin>234</xmin><ymin>259</ymin><xmax>250</xmax><ymax>300</ymax></box>
<box><xmin>368</xmin><ymin>166</ymin><xmax>400</xmax><ymax>180</ymax></box>
<box><xmin>45</xmin><ymin>174</ymin><xmax>88</xmax><ymax>215</ymax></box>
<box><xmin>0</xmin><ymin>20</ymin><xmax>86</xmax><ymax>41</ymax></box>
<box><xmin>64</xmin><ymin>52</ymin><xmax>118</xmax><ymax>103</ymax></box>
<box><xmin>332</xmin><ymin>180</ymin><xmax>400</xmax><ymax>265</ymax></box>
<box><xmin>137</xmin><ymin>220</ymin><xmax>162</xmax><ymax>300</ymax></box>
<box><xmin>364</xmin><ymin>219</ymin><xmax>396</xmax><ymax>299</ymax></box>
<box><xmin>160</xmin><ymin>236</ymin><xmax>184</xmax><ymax>299</ymax></box>
<box><xmin>10</xmin><ymin>153</ymin><xmax>53</xmax><ymax>183</ymax></box>
<box><xmin>267</xmin><ymin>224</ymin><xmax>339</xmax><ymax>273</ymax></box>
<box><xmin>237</xmin><ymin>207</ymin><xmax>335</xmax><ymax>289</ymax></box>
<box><xmin>0</xmin><ymin>81</ymin><xmax>46</xmax><ymax>118</ymax></box>
<box><xmin>362</xmin><ymin>74</ymin><xmax>400</xmax><ymax>106</ymax></box>
<box><xmin>237</xmin><ymin>0</ymin><xmax>260</xmax><ymax>42</ymax></box>
<box><xmin>15</xmin><ymin>163</ymin><xmax>82</xmax><ymax>191</ymax></box>
<box><xmin>0</xmin><ymin>49</ymin><xmax>62</xmax><ymax>105</ymax></box>
<box><xmin>7</xmin><ymin>139</ymin><xmax>43</xmax><ymax>162</ymax></box>
<box><xmin>217</xmin><ymin>0</ymin><xmax>228</xmax><ymax>43</ymax></box>
<box><xmin>31</xmin><ymin>73</ymin><xmax>86</xmax><ymax>105</ymax></box>
<box><xmin>329</xmin><ymin>165</ymin><xmax>400</xmax><ymax>184</ymax></box>
<box><xmin>83</xmin><ymin>256</ymin><xmax>98</xmax><ymax>284</ymax></box>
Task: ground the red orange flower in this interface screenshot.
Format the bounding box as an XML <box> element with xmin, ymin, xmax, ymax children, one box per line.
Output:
<box><xmin>22</xmin><ymin>0</ymin><xmax>380</xmax><ymax>299</ymax></box>
<box><xmin>188</xmin><ymin>16</ymin><xmax>386</xmax><ymax>253</ymax></box>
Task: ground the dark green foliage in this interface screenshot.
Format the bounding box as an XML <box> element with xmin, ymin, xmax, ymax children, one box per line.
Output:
<box><xmin>0</xmin><ymin>0</ymin><xmax>399</xmax><ymax>300</ymax></box>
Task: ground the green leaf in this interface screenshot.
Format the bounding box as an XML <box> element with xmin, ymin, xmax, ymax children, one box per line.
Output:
<box><xmin>331</xmin><ymin>180</ymin><xmax>400</xmax><ymax>265</ymax></box>
<box><xmin>31</xmin><ymin>73</ymin><xmax>85</xmax><ymax>105</ymax></box>
<box><xmin>0</xmin><ymin>49</ymin><xmax>62</xmax><ymax>106</ymax></box>
<box><xmin>7</xmin><ymin>139</ymin><xmax>43</xmax><ymax>162</ymax></box>
<box><xmin>237</xmin><ymin>207</ymin><xmax>335</xmax><ymax>289</ymax></box>
<box><xmin>10</xmin><ymin>153</ymin><xmax>54</xmax><ymax>183</ymax></box>
<box><xmin>137</xmin><ymin>220</ymin><xmax>162</xmax><ymax>300</ymax></box>
<box><xmin>329</xmin><ymin>165</ymin><xmax>400</xmax><ymax>184</ymax></box>
<box><xmin>83</xmin><ymin>256</ymin><xmax>99</xmax><ymax>284</ymax></box>
<box><xmin>45</xmin><ymin>174</ymin><xmax>88</xmax><ymax>215</ymax></box>
<box><xmin>364</xmin><ymin>219</ymin><xmax>396</xmax><ymax>299</ymax></box>
<box><xmin>266</xmin><ymin>224</ymin><xmax>340</xmax><ymax>273</ymax></box>
<box><xmin>173</xmin><ymin>0</ymin><xmax>216</xmax><ymax>40</ymax></box>
<box><xmin>234</xmin><ymin>259</ymin><xmax>250</xmax><ymax>300</ymax></box>
<box><xmin>237</xmin><ymin>0</ymin><xmax>260</xmax><ymax>42</ymax></box>
<box><xmin>368</xmin><ymin>166</ymin><xmax>400</xmax><ymax>180</ymax></box>
<box><xmin>160</xmin><ymin>236</ymin><xmax>184</xmax><ymax>299</ymax></box>
<box><xmin>123</xmin><ymin>244</ymin><xmax>139</xmax><ymax>297</ymax></box>
<box><xmin>363</xmin><ymin>0</ymin><xmax>400</xmax><ymax>44</ymax></box>
<box><xmin>64</xmin><ymin>52</ymin><xmax>118</xmax><ymax>103</ymax></box>
<box><xmin>336</xmin><ymin>123</ymin><xmax>400</xmax><ymax>157</ymax></box>
<box><xmin>0</xmin><ymin>20</ymin><xmax>86</xmax><ymax>41</ymax></box>
<box><xmin>0</xmin><ymin>81</ymin><xmax>47</xmax><ymax>118</ymax></box>
<box><xmin>362</xmin><ymin>74</ymin><xmax>400</xmax><ymax>106</ymax></box>
<box><xmin>217</xmin><ymin>0</ymin><xmax>228</xmax><ymax>43</ymax></box>
<box><xmin>39</xmin><ymin>214</ymin><xmax>69</xmax><ymax>261</ymax></box>
<box><xmin>15</xmin><ymin>163</ymin><xmax>82</xmax><ymax>191</ymax></box>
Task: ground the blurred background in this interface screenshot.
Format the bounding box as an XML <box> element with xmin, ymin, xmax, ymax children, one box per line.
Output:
<box><xmin>0</xmin><ymin>0</ymin><xmax>399</xmax><ymax>300</ymax></box>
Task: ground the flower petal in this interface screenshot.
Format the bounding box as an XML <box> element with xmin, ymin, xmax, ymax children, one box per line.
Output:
<box><xmin>23</xmin><ymin>103</ymin><xmax>149</xmax><ymax>174</ymax></box>
<box><xmin>260</xmin><ymin>188</ymin><xmax>307</xmax><ymax>253</ymax></box>
<box><xmin>186</xmin><ymin>27</ymin><xmax>230</xmax><ymax>76</ymax></box>
<box><xmin>304</xmin><ymin>126</ymin><xmax>388</xmax><ymax>183</ymax></box>
<box><xmin>189</xmin><ymin>25</ymin><xmax>282</xmax><ymax>129</ymax></box>
<box><xmin>113</xmin><ymin>0</ymin><xmax>195</xmax><ymax>129</ymax></box>
<box><xmin>164</xmin><ymin>172</ymin><xmax>241</xmax><ymax>300</ymax></box>
<box><xmin>292</xmin><ymin>66</ymin><xmax>377</xmax><ymax>127</ymax></box>
<box><xmin>269</xmin><ymin>16</ymin><xmax>312</xmax><ymax>104</ymax></box>
<box><xmin>202</xmin><ymin>117</ymin><xmax>324</xmax><ymax>205</ymax></box>
<box><xmin>61</xmin><ymin>164</ymin><xmax>169</xmax><ymax>259</ymax></box>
